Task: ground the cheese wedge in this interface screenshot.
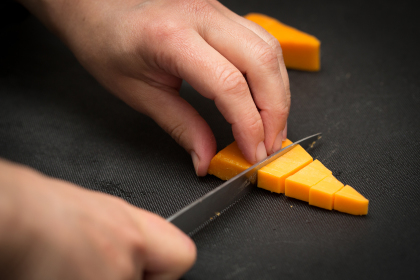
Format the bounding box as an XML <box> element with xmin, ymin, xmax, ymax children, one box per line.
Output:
<box><xmin>244</xmin><ymin>13</ymin><xmax>321</xmax><ymax>71</ymax></box>
<box><xmin>334</xmin><ymin>186</ymin><xmax>369</xmax><ymax>215</ymax></box>
<box><xmin>285</xmin><ymin>160</ymin><xmax>332</xmax><ymax>201</ymax></box>
<box><xmin>208</xmin><ymin>139</ymin><xmax>293</xmax><ymax>181</ymax></box>
<box><xmin>309</xmin><ymin>175</ymin><xmax>344</xmax><ymax>210</ymax></box>
<box><xmin>257</xmin><ymin>145</ymin><xmax>313</xmax><ymax>193</ymax></box>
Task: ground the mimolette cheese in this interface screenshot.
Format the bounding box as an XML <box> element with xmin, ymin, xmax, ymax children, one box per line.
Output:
<box><xmin>208</xmin><ymin>139</ymin><xmax>293</xmax><ymax>181</ymax></box>
<box><xmin>285</xmin><ymin>160</ymin><xmax>332</xmax><ymax>202</ymax></box>
<box><xmin>244</xmin><ymin>13</ymin><xmax>321</xmax><ymax>71</ymax></box>
<box><xmin>257</xmin><ymin>145</ymin><xmax>313</xmax><ymax>193</ymax></box>
<box><xmin>309</xmin><ymin>175</ymin><xmax>344</xmax><ymax>210</ymax></box>
<box><xmin>334</xmin><ymin>185</ymin><xmax>369</xmax><ymax>215</ymax></box>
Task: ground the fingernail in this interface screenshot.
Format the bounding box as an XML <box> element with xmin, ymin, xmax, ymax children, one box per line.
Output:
<box><xmin>273</xmin><ymin>131</ymin><xmax>284</xmax><ymax>152</ymax></box>
<box><xmin>256</xmin><ymin>141</ymin><xmax>267</xmax><ymax>162</ymax></box>
<box><xmin>282</xmin><ymin>122</ymin><xmax>288</xmax><ymax>141</ymax></box>
<box><xmin>191</xmin><ymin>151</ymin><xmax>199</xmax><ymax>176</ymax></box>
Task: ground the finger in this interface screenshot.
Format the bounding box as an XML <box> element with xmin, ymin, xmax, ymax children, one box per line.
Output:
<box><xmin>116</xmin><ymin>78</ymin><xmax>216</xmax><ymax>176</ymax></box>
<box><xmin>209</xmin><ymin>2</ymin><xmax>291</xmax><ymax>152</ymax></box>
<box><xmin>158</xmin><ymin>30</ymin><xmax>267</xmax><ymax>164</ymax></box>
<box><xmin>133</xmin><ymin>208</ymin><xmax>196</xmax><ymax>280</ymax></box>
<box><xmin>196</xmin><ymin>11</ymin><xmax>290</xmax><ymax>155</ymax></box>
<box><xmin>235</xmin><ymin>21</ymin><xmax>290</xmax><ymax>147</ymax></box>
<box><xmin>235</xmin><ymin>17</ymin><xmax>291</xmax><ymax>129</ymax></box>
<box><xmin>210</xmin><ymin>1</ymin><xmax>291</xmax><ymax>105</ymax></box>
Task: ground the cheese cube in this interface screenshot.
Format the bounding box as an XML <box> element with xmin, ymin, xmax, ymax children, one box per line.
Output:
<box><xmin>285</xmin><ymin>160</ymin><xmax>332</xmax><ymax>202</ymax></box>
<box><xmin>309</xmin><ymin>175</ymin><xmax>344</xmax><ymax>210</ymax></box>
<box><xmin>208</xmin><ymin>139</ymin><xmax>293</xmax><ymax>181</ymax></box>
<box><xmin>334</xmin><ymin>185</ymin><xmax>369</xmax><ymax>215</ymax></box>
<box><xmin>257</xmin><ymin>145</ymin><xmax>313</xmax><ymax>193</ymax></box>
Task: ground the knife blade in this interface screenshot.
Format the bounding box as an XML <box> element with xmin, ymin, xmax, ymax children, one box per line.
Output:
<box><xmin>167</xmin><ymin>133</ymin><xmax>322</xmax><ymax>234</ymax></box>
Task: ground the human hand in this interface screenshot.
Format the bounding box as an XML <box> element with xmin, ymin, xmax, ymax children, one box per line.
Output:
<box><xmin>19</xmin><ymin>0</ymin><xmax>290</xmax><ymax>175</ymax></box>
<box><xmin>0</xmin><ymin>159</ymin><xmax>196</xmax><ymax>280</ymax></box>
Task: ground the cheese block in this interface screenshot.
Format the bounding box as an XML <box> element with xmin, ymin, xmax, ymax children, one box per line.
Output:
<box><xmin>257</xmin><ymin>145</ymin><xmax>313</xmax><ymax>193</ymax></box>
<box><xmin>309</xmin><ymin>175</ymin><xmax>344</xmax><ymax>210</ymax></box>
<box><xmin>208</xmin><ymin>139</ymin><xmax>293</xmax><ymax>181</ymax></box>
<box><xmin>284</xmin><ymin>160</ymin><xmax>332</xmax><ymax>201</ymax></box>
<box><xmin>334</xmin><ymin>185</ymin><xmax>369</xmax><ymax>215</ymax></box>
<box><xmin>244</xmin><ymin>13</ymin><xmax>321</xmax><ymax>71</ymax></box>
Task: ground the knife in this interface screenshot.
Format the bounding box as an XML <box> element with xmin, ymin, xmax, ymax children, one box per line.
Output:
<box><xmin>167</xmin><ymin>133</ymin><xmax>322</xmax><ymax>234</ymax></box>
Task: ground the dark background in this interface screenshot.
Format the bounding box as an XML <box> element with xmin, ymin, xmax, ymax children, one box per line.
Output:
<box><xmin>1</xmin><ymin>0</ymin><xmax>419</xmax><ymax>279</ymax></box>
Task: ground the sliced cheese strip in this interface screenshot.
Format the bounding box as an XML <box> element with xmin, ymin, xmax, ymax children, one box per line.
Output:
<box><xmin>309</xmin><ymin>175</ymin><xmax>344</xmax><ymax>210</ymax></box>
<box><xmin>244</xmin><ymin>13</ymin><xmax>321</xmax><ymax>71</ymax></box>
<box><xmin>333</xmin><ymin>185</ymin><xmax>369</xmax><ymax>215</ymax></box>
<box><xmin>208</xmin><ymin>139</ymin><xmax>293</xmax><ymax>181</ymax></box>
<box><xmin>285</xmin><ymin>160</ymin><xmax>332</xmax><ymax>202</ymax></box>
<box><xmin>257</xmin><ymin>145</ymin><xmax>313</xmax><ymax>193</ymax></box>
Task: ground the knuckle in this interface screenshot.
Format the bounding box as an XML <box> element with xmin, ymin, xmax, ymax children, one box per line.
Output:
<box><xmin>254</xmin><ymin>42</ymin><xmax>279</xmax><ymax>71</ymax></box>
<box><xmin>276</xmin><ymin>101</ymin><xmax>290</xmax><ymax>120</ymax></box>
<box><xmin>267</xmin><ymin>36</ymin><xmax>283</xmax><ymax>56</ymax></box>
<box><xmin>278</xmin><ymin>105</ymin><xmax>290</xmax><ymax>119</ymax></box>
<box><xmin>183</xmin><ymin>0</ymin><xmax>214</xmax><ymax>18</ymax></box>
<box><xmin>168</xmin><ymin>122</ymin><xmax>188</xmax><ymax>145</ymax></box>
<box><xmin>248</xmin><ymin>116</ymin><xmax>264</xmax><ymax>134</ymax></box>
<box><xmin>234</xmin><ymin>114</ymin><xmax>264</xmax><ymax>145</ymax></box>
<box><xmin>129</xmin><ymin>232</ymin><xmax>147</xmax><ymax>256</ymax></box>
<box><xmin>218</xmin><ymin>67</ymin><xmax>248</xmax><ymax>97</ymax></box>
<box><xmin>148</xmin><ymin>19</ymin><xmax>186</xmax><ymax>45</ymax></box>
<box><xmin>235</xmin><ymin>112</ymin><xmax>264</xmax><ymax>139</ymax></box>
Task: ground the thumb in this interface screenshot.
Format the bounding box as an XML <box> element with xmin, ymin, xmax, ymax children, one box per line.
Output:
<box><xmin>132</xmin><ymin>207</ymin><xmax>196</xmax><ymax>280</ymax></box>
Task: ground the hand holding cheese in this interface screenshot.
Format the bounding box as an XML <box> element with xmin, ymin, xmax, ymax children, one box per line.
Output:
<box><xmin>17</xmin><ymin>0</ymin><xmax>291</xmax><ymax>176</ymax></box>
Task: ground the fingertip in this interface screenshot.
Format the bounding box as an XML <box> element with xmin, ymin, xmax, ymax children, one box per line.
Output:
<box><xmin>167</xmin><ymin>222</ymin><xmax>197</xmax><ymax>276</ymax></box>
<box><xmin>191</xmin><ymin>150</ymin><xmax>211</xmax><ymax>177</ymax></box>
<box><xmin>282</xmin><ymin>122</ymin><xmax>288</xmax><ymax>141</ymax></box>
<box><xmin>168</xmin><ymin>222</ymin><xmax>197</xmax><ymax>274</ymax></box>
<box><xmin>179</xmin><ymin>229</ymin><xmax>197</xmax><ymax>270</ymax></box>
<box><xmin>272</xmin><ymin>130</ymin><xmax>284</xmax><ymax>153</ymax></box>
<box><xmin>256</xmin><ymin>141</ymin><xmax>268</xmax><ymax>162</ymax></box>
<box><xmin>191</xmin><ymin>131</ymin><xmax>216</xmax><ymax>177</ymax></box>
<box><xmin>271</xmin><ymin>122</ymin><xmax>288</xmax><ymax>153</ymax></box>
<box><xmin>138</xmin><ymin>210</ymin><xmax>196</xmax><ymax>279</ymax></box>
<box><xmin>191</xmin><ymin>151</ymin><xmax>200</xmax><ymax>176</ymax></box>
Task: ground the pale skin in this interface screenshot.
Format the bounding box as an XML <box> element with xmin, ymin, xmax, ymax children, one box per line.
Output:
<box><xmin>0</xmin><ymin>159</ymin><xmax>196</xmax><ymax>280</ymax></box>
<box><xmin>1</xmin><ymin>0</ymin><xmax>290</xmax><ymax>279</ymax></box>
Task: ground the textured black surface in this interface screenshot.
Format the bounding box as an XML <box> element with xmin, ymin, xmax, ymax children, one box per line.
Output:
<box><xmin>1</xmin><ymin>0</ymin><xmax>420</xmax><ymax>279</ymax></box>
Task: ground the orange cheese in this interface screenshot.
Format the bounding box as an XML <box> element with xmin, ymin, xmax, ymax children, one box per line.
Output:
<box><xmin>208</xmin><ymin>139</ymin><xmax>369</xmax><ymax>216</ymax></box>
<box><xmin>257</xmin><ymin>145</ymin><xmax>313</xmax><ymax>193</ymax></box>
<box><xmin>208</xmin><ymin>139</ymin><xmax>293</xmax><ymax>181</ymax></box>
<box><xmin>309</xmin><ymin>175</ymin><xmax>344</xmax><ymax>210</ymax></box>
<box><xmin>285</xmin><ymin>160</ymin><xmax>332</xmax><ymax>201</ymax></box>
<box><xmin>333</xmin><ymin>185</ymin><xmax>369</xmax><ymax>215</ymax></box>
<box><xmin>282</xmin><ymin>139</ymin><xmax>294</xmax><ymax>148</ymax></box>
<box><xmin>244</xmin><ymin>13</ymin><xmax>321</xmax><ymax>71</ymax></box>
